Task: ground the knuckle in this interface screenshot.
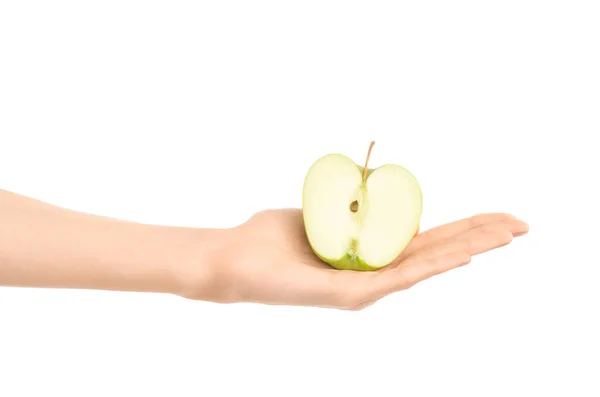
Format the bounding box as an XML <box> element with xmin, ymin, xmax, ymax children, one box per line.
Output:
<box><xmin>396</xmin><ymin>271</ymin><xmax>417</xmax><ymax>289</ymax></box>
<box><xmin>499</xmin><ymin>231</ymin><xmax>514</xmax><ymax>245</ymax></box>
<box><xmin>426</xmin><ymin>256</ymin><xmax>444</xmax><ymax>268</ymax></box>
<box><xmin>347</xmin><ymin>301</ymin><xmax>375</xmax><ymax>311</ymax></box>
<box><xmin>469</xmin><ymin>214</ymin><xmax>487</xmax><ymax>228</ymax></box>
<box><xmin>458</xmin><ymin>253</ymin><xmax>472</xmax><ymax>266</ymax></box>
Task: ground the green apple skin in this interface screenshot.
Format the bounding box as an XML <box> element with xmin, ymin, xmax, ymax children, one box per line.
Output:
<box><xmin>314</xmin><ymin>226</ymin><xmax>422</xmax><ymax>271</ymax></box>
<box><xmin>302</xmin><ymin>153</ymin><xmax>422</xmax><ymax>271</ymax></box>
<box><xmin>313</xmin><ymin>249</ymin><xmax>380</xmax><ymax>271</ymax></box>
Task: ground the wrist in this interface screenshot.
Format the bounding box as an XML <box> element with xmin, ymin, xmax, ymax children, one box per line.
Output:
<box><xmin>170</xmin><ymin>226</ymin><xmax>239</xmax><ymax>303</ymax></box>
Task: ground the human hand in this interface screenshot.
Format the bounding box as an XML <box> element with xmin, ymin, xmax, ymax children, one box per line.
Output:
<box><xmin>0</xmin><ymin>189</ymin><xmax>527</xmax><ymax>308</ymax></box>
<box><xmin>188</xmin><ymin>208</ymin><xmax>529</xmax><ymax>310</ymax></box>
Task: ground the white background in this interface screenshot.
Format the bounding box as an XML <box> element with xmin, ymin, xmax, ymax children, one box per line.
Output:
<box><xmin>1</xmin><ymin>1</ymin><xmax>598</xmax><ymax>396</ymax></box>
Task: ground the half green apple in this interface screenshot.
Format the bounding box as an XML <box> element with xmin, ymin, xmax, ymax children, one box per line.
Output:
<box><xmin>302</xmin><ymin>142</ymin><xmax>422</xmax><ymax>271</ymax></box>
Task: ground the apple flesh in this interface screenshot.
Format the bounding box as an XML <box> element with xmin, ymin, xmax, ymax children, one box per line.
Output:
<box><xmin>302</xmin><ymin>147</ymin><xmax>422</xmax><ymax>271</ymax></box>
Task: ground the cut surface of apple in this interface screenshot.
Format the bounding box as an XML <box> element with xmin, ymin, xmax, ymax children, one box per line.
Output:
<box><xmin>302</xmin><ymin>144</ymin><xmax>422</xmax><ymax>271</ymax></box>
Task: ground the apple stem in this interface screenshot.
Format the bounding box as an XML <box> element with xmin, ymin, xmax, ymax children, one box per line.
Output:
<box><xmin>362</xmin><ymin>141</ymin><xmax>375</xmax><ymax>181</ymax></box>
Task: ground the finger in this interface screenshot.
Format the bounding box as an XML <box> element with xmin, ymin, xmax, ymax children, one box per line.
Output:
<box><xmin>368</xmin><ymin>252</ymin><xmax>471</xmax><ymax>297</ymax></box>
<box><xmin>395</xmin><ymin>251</ymin><xmax>473</xmax><ymax>290</ymax></box>
<box><xmin>398</xmin><ymin>213</ymin><xmax>518</xmax><ymax>260</ymax></box>
<box><xmin>411</xmin><ymin>219</ymin><xmax>529</xmax><ymax>259</ymax></box>
<box><xmin>373</xmin><ymin>220</ymin><xmax>527</xmax><ymax>295</ymax></box>
<box><xmin>348</xmin><ymin>299</ymin><xmax>378</xmax><ymax>311</ymax></box>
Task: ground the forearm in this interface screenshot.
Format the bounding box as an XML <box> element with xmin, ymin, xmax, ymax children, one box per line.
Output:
<box><xmin>0</xmin><ymin>189</ymin><xmax>225</xmax><ymax>296</ymax></box>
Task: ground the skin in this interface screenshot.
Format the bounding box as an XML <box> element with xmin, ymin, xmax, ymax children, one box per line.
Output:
<box><xmin>0</xmin><ymin>189</ymin><xmax>529</xmax><ymax>310</ymax></box>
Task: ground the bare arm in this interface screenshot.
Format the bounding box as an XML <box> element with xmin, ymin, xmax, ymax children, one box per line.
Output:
<box><xmin>0</xmin><ymin>189</ymin><xmax>528</xmax><ymax>310</ymax></box>
<box><xmin>0</xmin><ymin>189</ymin><xmax>227</xmax><ymax>298</ymax></box>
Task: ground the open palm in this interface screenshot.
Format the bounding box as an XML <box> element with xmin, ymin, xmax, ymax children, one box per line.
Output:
<box><xmin>227</xmin><ymin>208</ymin><xmax>529</xmax><ymax>310</ymax></box>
